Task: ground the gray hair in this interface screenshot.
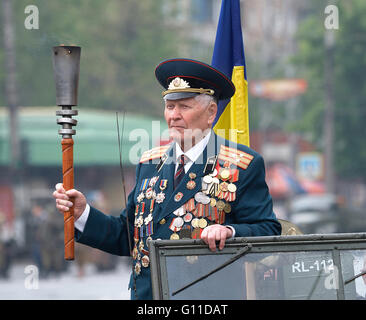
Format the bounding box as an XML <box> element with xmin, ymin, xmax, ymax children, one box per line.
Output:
<box><xmin>194</xmin><ymin>93</ymin><xmax>217</xmax><ymax>108</ymax></box>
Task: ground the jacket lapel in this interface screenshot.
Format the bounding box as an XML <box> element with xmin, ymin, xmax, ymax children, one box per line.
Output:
<box><xmin>156</xmin><ymin>131</ymin><xmax>221</xmax><ymax>222</ymax></box>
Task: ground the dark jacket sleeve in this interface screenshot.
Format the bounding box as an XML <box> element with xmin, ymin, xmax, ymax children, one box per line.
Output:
<box><xmin>75</xmin><ymin>166</ymin><xmax>139</xmax><ymax>256</ymax></box>
<box><xmin>227</xmin><ymin>154</ymin><xmax>282</xmax><ymax>237</ymax></box>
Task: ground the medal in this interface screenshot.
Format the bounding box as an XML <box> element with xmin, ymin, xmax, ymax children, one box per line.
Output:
<box><xmin>191</xmin><ymin>218</ymin><xmax>200</xmax><ymax>228</ymax></box>
<box><xmin>180</xmin><ymin>227</ymin><xmax>191</xmax><ymax>239</ymax></box>
<box><xmin>189</xmin><ymin>172</ymin><xmax>197</xmax><ymax>179</ymax></box>
<box><xmin>145</xmin><ymin>187</ymin><xmax>153</xmax><ymax>199</ymax></box>
<box><xmin>173</xmin><ymin>206</ymin><xmax>186</xmax><ymax>217</ymax></box>
<box><xmin>170</xmin><ymin>232</ymin><xmax>180</xmax><ymax>240</ymax></box>
<box><xmin>132</xmin><ymin>245</ymin><xmax>138</xmax><ymax>260</ymax></box>
<box><xmin>210</xmin><ymin>198</ymin><xmax>216</xmax><ymax>207</ymax></box>
<box><xmin>186</xmin><ymin>180</ymin><xmax>196</xmax><ymax>190</ymax></box>
<box><xmin>139</xmin><ymin>240</ymin><xmax>144</xmax><ymax>252</ymax></box>
<box><xmin>137</xmin><ymin>192</ymin><xmax>145</xmax><ymax>203</ymax></box>
<box><xmin>216</xmin><ymin>200</ymin><xmax>225</xmax><ymax>211</ymax></box>
<box><xmin>134</xmin><ymin>262</ymin><xmax>141</xmax><ymax>275</ymax></box>
<box><xmin>219</xmin><ymin>168</ymin><xmax>231</xmax><ymax>181</ymax></box>
<box><xmin>220</xmin><ymin>182</ymin><xmax>229</xmax><ymax>192</ymax></box>
<box><xmin>174</xmin><ymin>216</ymin><xmax>184</xmax><ymax>228</ymax></box>
<box><xmin>198</xmin><ymin>218</ymin><xmax>208</xmax><ymax>229</ymax></box>
<box><xmin>224</xmin><ymin>202</ymin><xmax>231</xmax><ymax>213</ymax></box>
<box><xmin>144</xmin><ymin>213</ymin><xmax>153</xmax><ymax>225</ymax></box>
<box><xmin>227</xmin><ymin>183</ymin><xmax>237</xmax><ymax>193</ymax></box>
<box><xmin>136</xmin><ymin>216</ymin><xmax>144</xmax><ymax>228</ymax></box>
<box><xmin>186</xmin><ymin>172</ymin><xmax>197</xmax><ymax>190</ymax></box>
<box><xmin>194</xmin><ymin>192</ymin><xmax>210</xmax><ymax>204</ymax></box>
<box><xmin>174</xmin><ymin>192</ymin><xmax>183</xmax><ymax>202</ymax></box>
<box><xmin>169</xmin><ymin>218</ymin><xmax>183</xmax><ymax>233</ymax></box>
<box><xmin>183</xmin><ymin>212</ymin><xmax>193</xmax><ymax>222</ymax></box>
<box><xmin>141</xmin><ymin>255</ymin><xmax>150</xmax><ymax>268</ymax></box>
<box><xmin>156</xmin><ymin>192</ymin><xmax>165</xmax><ymax>204</ymax></box>
<box><xmin>203</xmin><ymin>175</ymin><xmax>213</xmax><ymax>184</ymax></box>
<box><xmin>156</xmin><ymin>179</ymin><xmax>168</xmax><ymax>204</ymax></box>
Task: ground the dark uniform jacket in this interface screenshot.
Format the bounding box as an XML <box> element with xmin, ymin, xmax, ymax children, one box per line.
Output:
<box><xmin>75</xmin><ymin>131</ymin><xmax>281</xmax><ymax>299</ymax></box>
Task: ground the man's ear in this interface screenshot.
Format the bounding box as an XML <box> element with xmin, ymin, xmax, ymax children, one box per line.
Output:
<box><xmin>207</xmin><ymin>102</ymin><xmax>218</xmax><ymax>126</ymax></box>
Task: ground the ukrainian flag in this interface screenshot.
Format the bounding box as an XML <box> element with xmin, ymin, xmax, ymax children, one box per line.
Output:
<box><xmin>211</xmin><ymin>0</ymin><xmax>249</xmax><ymax>146</ymax></box>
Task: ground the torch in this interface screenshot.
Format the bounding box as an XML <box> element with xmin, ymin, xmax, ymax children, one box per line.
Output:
<box><xmin>52</xmin><ymin>45</ymin><xmax>81</xmax><ymax>260</ymax></box>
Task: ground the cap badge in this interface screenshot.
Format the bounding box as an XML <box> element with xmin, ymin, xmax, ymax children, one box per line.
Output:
<box><xmin>168</xmin><ymin>77</ymin><xmax>190</xmax><ymax>90</ymax></box>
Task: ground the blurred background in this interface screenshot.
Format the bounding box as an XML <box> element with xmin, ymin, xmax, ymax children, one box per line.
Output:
<box><xmin>0</xmin><ymin>0</ymin><xmax>366</xmax><ymax>299</ymax></box>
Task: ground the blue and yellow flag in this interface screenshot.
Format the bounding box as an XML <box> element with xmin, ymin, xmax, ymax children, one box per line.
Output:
<box><xmin>211</xmin><ymin>0</ymin><xmax>249</xmax><ymax>146</ymax></box>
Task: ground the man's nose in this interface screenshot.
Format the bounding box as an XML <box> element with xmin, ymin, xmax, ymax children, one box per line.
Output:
<box><xmin>170</xmin><ymin>107</ymin><xmax>182</xmax><ymax>120</ymax></box>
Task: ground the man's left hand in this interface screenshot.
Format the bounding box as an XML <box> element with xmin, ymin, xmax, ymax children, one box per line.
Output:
<box><xmin>201</xmin><ymin>224</ymin><xmax>233</xmax><ymax>252</ymax></box>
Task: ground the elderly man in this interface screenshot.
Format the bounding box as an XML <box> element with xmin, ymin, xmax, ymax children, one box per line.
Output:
<box><xmin>53</xmin><ymin>58</ymin><xmax>281</xmax><ymax>299</ymax></box>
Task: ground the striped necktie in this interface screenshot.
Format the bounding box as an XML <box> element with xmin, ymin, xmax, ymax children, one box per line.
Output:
<box><xmin>174</xmin><ymin>154</ymin><xmax>187</xmax><ymax>189</ymax></box>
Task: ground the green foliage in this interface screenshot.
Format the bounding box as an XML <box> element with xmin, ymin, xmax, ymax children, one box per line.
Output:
<box><xmin>0</xmin><ymin>0</ymin><xmax>180</xmax><ymax>116</ymax></box>
<box><xmin>293</xmin><ymin>0</ymin><xmax>366</xmax><ymax>180</ymax></box>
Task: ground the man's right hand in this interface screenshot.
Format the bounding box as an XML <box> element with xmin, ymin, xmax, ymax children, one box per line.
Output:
<box><xmin>53</xmin><ymin>183</ymin><xmax>87</xmax><ymax>221</ymax></box>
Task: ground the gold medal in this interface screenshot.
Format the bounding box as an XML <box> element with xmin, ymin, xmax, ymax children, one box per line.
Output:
<box><xmin>220</xmin><ymin>168</ymin><xmax>231</xmax><ymax>180</ymax></box>
<box><xmin>216</xmin><ymin>200</ymin><xmax>225</xmax><ymax>211</ymax></box>
<box><xmin>223</xmin><ymin>203</ymin><xmax>231</xmax><ymax>213</ymax></box>
<box><xmin>191</xmin><ymin>218</ymin><xmax>200</xmax><ymax>228</ymax></box>
<box><xmin>210</xmin><ymin>198</ymin><xmax>217</xmax><ymax>207</ymax></box>
<box><xmin>219</xmin><ymin>182</ymin><xmax>229</xmax><ymax>192</ymax></box>
<box><xmin>227</xmin><ymin>183</ymin><xmax>237</xmax><ymax>193</ymax></box>
<box><xmin>198</xmin><ymin>218</ymin><xmax>208</xmax><ymax>229</ymax></box>
<box><xmin>170</xmin><ymin>232</ymin><xmax>180</xmax><ymax>240</ymax></box>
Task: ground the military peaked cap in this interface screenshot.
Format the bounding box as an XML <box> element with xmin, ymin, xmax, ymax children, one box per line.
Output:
<box><xmin>155</xmin><ymin>58</ymin><xmax>235</xmax><ymax>101</ymax></box>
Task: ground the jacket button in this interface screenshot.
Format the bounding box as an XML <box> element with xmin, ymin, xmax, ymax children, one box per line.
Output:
<box><xmin>159</xmin><ymin>218</ymin><xmax>166</xmax><ymax>225</ymax></box>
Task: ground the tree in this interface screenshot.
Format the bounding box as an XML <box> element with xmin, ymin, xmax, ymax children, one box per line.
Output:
<box><xmin>292</xmin><ymin>0</ymin><xmax>366</xmax><ymax>182</ymax></box>
<box><xmin>0</xmin><ymin>0</ymin><xmax>181</xmax><ymax>116</ymax></box>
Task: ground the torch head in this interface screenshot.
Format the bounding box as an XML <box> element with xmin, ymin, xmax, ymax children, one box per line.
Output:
<box><xmin>52</xmin><ymin>46</ymin><xmax>81</xmax><ymax>106</ymax></box>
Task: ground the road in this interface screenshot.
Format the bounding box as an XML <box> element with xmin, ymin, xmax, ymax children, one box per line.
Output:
<box><xmin>0</xmin><ymin>257</ymin><xmax>131</xmax><ymax>300</ymax></box>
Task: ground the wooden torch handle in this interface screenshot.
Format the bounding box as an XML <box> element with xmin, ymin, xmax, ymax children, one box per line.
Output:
<box><xmin>62</xmin><ymin>138</ymin><xmax>75</xmax><ymax>260</ymax></box>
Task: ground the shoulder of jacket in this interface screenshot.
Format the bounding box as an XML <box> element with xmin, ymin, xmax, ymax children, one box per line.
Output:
<box><xmin>218</xmin><ymin>144</ymin><xmax>256</xmax><ymax>170</ymax></box>
<box><xmin>139</xmin><ymin>144</ymin><xmax>171</xmax><ymax>163</ymax></box>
